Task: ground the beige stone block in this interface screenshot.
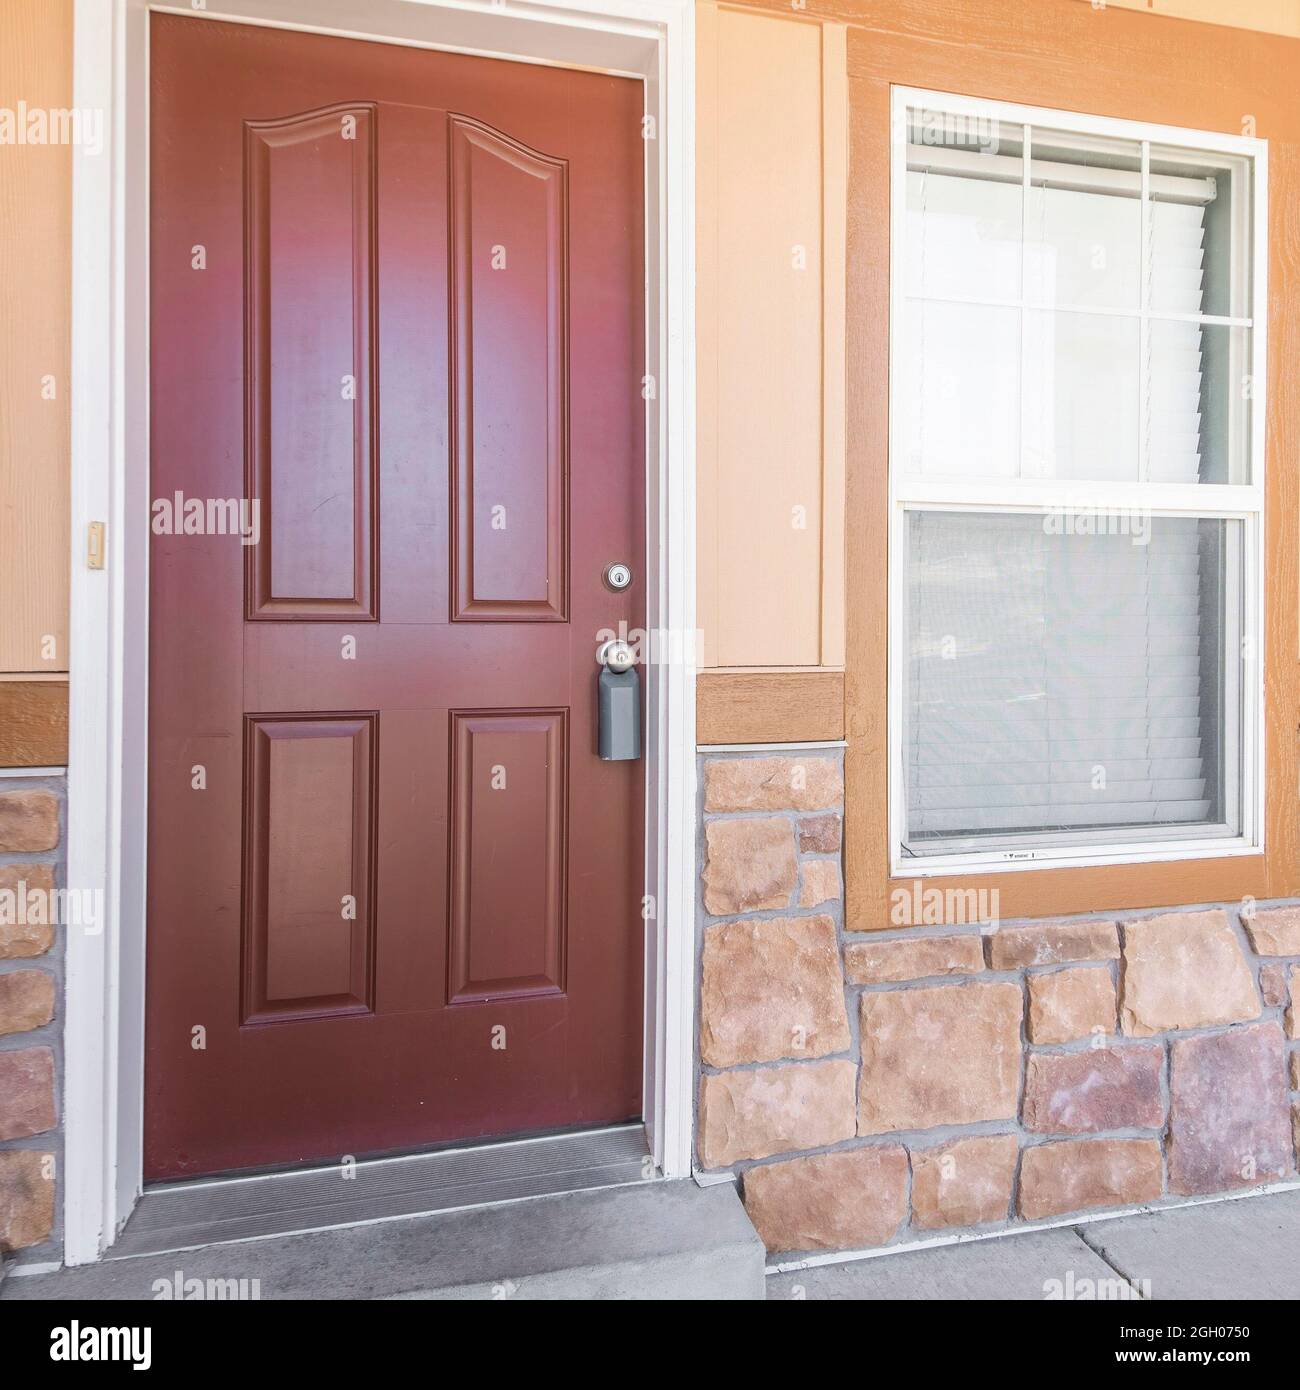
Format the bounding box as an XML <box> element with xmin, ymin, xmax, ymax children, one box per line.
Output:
<box><xmin>704</xmin><ymin>757</ymin><xmax>842</xmax><ymax>813</ymax></box>
<box><xmin>1018</xmin><ymin>1139</ymin><xmax>1163</xmax><ymax>1220</ymax></box>
<box><xmin>798</xmin><ymin>859</ymin><xmax>840</xmax><ymax>908</ymax></box>
<box><xmin>844</xmin><ymin>934</ymin><xmax>984</xmax><ymax>985</ymax></box>
<box><xmin>699</xmin><ymin>914</ymin><xmax>849</xmax><ymax>1067</ymax></box>
<box><xmin>0</xmin><ymin>971</ymin><xmax>55</xmax><ymax>1037</ymax></box>
<box><xmin>698</xmin><ymin>1060</ymin><xmax>857</xmax><ymax>1168</ymax></box>
<box><xmin>0</xmin><ymin>1151</ymin><xmax>55</xmax><ymax>1252</ymax></box>
<box><xmin>744</xmin><ymin>1145</ymin><xmax>907</xmax><ymax>1253</ymax></box>
<box><xmin>987</xmin><ymin>921</ymin><xmax>1119</xmax><ymax>970</ymax></box>
<box><xmin>910</xmin><ymin>1134</ymin><xmax>1017</xmax><ymax>1230</ymax></box>
<box><xmin>0</xmin><ymin>792</ymin><xmax>58</xmax><ymax>853</ymax></box>
<box><xmin>701</xmin><ymin>817</ymin><xmax>797</xmax><ymax>916</ymax></box>
<box><xmin>1260</xmin><ymin>962</ymin><xmax>1289</xmax><ymax>1008</ymax></box>
<box><xmin>1027</xmin><ymin>967</ymin><xmax>1117</xmax><ymax>1045</ymax></box>
<box><xmin>0</xmin><ymin>865</ymin><xmax>56</xmax><ymax>959</ymax></box>
<box><xmin>1243</xmin><ymin>905</ymin><xmax>1300</xmax><ymax>957</ymax></box>
<box><xmin>858</xmin><ymin>982</ymin><xmax>1022</xmax><ymax>1134</ymax></box>
<box><xmin>1120</xmin><ymin>910</ymin><xmax>1260</xmax><ymax>1036</ymax></box>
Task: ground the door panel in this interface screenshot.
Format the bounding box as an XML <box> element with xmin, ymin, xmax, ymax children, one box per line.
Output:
<box><xmin>146</xmin><ymin>15</ymin><xmax>645</xmax><ymax>1178</ymax></box>
<box><xmin>242</xmin><ymin>715</ymin><xmax>377</xmax><ymax>1024</ymax></box>
<box><xmin>244</xmin><ymin>104</ymin><xmax>379</xmax><ymax>621</ymax></box>
<box><xmin>450</xmin><ymin>117</ymin><xmax>569</xmax><ymax>623</ymax></box>
<box><xmin>448</xmin><ymin>709</ymin><xmax>568</xmax><ymax>1004</ymax></box>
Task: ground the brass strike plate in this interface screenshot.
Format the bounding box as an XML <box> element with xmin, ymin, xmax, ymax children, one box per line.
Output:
<box><xmin>87</xmin><ymin>521</ymin><xmax>106</xmax><ymax>570</ymax></box>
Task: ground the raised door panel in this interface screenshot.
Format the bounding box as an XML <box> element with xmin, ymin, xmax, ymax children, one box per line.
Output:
<box><xmin>448</xmin><ymin>709</ymin><xmax>568</xmax><ymax>1003</ymax></box>
<box><xmin>242</xmin><ymin>714</ymin><xmax>377</xmax><ymax>1022</ymax></box>
<box><xmin>449</xmin><ymin>117</ymin><xmax>569</xmax><ymax>622</ymax></box>
<box><xmin>245</xmin><ymin>104</ymin><xmax>378</xmax><ymax>621</ymax></box>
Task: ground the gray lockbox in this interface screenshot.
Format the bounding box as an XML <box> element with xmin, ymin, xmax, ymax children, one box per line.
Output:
<box><xmin>598</xmin><ymin>665</ymin><xmax>641</xmax><ymax>761</ymax></box>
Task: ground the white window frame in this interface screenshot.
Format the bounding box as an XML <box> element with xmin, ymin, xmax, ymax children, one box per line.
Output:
<box><xmin>887</xmin><ymin>86</ymin><xmax>1268</xmax><ymax>878</ymax></box>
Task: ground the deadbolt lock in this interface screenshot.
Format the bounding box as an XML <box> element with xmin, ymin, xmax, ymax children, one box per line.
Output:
<box><xmin>604</xmin><ymin>562</ymin><xmax>633</xmax><ymax>591</ymax></box>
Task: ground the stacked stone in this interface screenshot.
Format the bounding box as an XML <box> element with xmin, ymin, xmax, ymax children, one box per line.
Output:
<box><xmin>0</xmin><ymin>785</ymin><xmax>61</xmax><ymax>1258</ymax></box>
<box><xmin>698</xmin><ymin>752</ymin><xmax>1300</xmax><ymax>1254</ymax></box>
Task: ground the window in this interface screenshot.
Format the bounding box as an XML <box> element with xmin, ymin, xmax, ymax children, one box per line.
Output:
<box><xmin>889</xmin><ymin>90</ymin><xmax>1265</xmax><ymax>873</ymax></box>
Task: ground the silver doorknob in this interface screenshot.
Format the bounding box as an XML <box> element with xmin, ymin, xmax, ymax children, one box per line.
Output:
<box><xmin>597</xmin><ymin>638</ymin><xmax>636</xmax><ymax>673</ymax></box>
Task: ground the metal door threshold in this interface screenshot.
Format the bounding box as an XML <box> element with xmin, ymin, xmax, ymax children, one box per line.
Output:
<box><xmin>109</xmin><ymin>1124</ymin><xmax>649</xmax><ymax>1259</ymax></box>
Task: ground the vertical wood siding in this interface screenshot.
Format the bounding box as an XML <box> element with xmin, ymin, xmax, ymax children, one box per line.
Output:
<box><xmin>696</xmin><ymin>3</ymin><xmax>847</xmax><ymax>673</ymax></box>
<box><xmin>0</xmin><ymin>0</ymin><xmax>71</xmax><ymax>679</ymax></box>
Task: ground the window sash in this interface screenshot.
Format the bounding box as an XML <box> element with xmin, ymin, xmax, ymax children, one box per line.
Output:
<box><xmin>890</xmin><ymin>501</ymin><xmax>1263</xmax><ymax>874</ymax></box>
<box><xmin>899</xmin><ymin>509</ymin><xmax>1245</xmax><ymax>857</ymax></box>
<box><xmin>902</xmin><ymin>125</ymin><xmax>1253</xmax><ymax>490</ymax></box>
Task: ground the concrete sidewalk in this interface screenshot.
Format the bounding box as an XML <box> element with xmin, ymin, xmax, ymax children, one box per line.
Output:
<box><xmin>766</xmin><ymin>1188</ymin><xmax>1300</xmax><ymax>1300</ymax></box>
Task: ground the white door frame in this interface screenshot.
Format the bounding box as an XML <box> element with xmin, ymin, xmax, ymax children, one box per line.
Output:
<box><xmin>66</xmin><ymin>0</ymin><xmax>696</xmax><ymax>1265</ymax></box>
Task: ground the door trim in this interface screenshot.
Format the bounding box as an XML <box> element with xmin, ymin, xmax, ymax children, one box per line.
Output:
<box><xmin>66</xmin><ymin>0</ymin><xmax>696</xmax><ymax>1265</ymax></box>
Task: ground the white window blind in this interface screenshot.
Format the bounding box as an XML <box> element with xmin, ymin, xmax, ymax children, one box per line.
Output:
<box><xmin>904</xmin><ymin>512</ymin><xmax>1234</xmax><ymax>849</ymax></box>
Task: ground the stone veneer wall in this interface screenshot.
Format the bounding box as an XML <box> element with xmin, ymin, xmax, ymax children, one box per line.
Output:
<box><xmin>0</xmin><ymin>777</ymin><xmax>65</xmax><ymax>1266</ymax></box>
<box><xmin>697</xmin><ymin>749</ymin><xmax>1300</xmax><ymax>1255</ymax></box>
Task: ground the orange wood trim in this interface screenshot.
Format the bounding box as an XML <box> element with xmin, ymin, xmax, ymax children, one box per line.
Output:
<box><xmin>716</xmin><ymin>0</ymin><xmax>1300</xmax><ymax>927</ymax></box>
<box><xmin>697</xmin><ymin>669</ymin><xmax>845</xmax><ymax>744</ymax></box>
<box><xmin>0</xmin><ymin>680</ymin><xmax>69</xmax><ymax>767</ymax></box>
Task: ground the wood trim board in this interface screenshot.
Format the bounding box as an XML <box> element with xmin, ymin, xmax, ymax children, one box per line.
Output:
<box><xmin>0</xmin><ymin>679</ymin><xmax>70</xmax><ymax>767</ymax></box>
<box><xmin>697</xmin><ymin>669</ymin><xmax>845</xmax><ymax>744</ymax></box>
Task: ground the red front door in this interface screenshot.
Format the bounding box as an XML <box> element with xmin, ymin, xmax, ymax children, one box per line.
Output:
<box><xmin>145</xmin><ymin>15</ymin><xmax>645</xmax><ymax>1179</ymax></box>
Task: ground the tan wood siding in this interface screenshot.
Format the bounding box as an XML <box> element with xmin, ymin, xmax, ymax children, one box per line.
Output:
<box><xmin>0</xmin><ymin>0</ymin><xmax>71</xmax><ymax>680</ymax></box>
<box><xmin>696</xmin><ymin>3</ymin><xmax>847</xmax><ymax>672</ymax></box>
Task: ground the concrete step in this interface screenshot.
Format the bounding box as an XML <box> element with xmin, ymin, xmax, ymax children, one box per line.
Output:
<box><xmin>112</xmin><ymin>1123</ymin><xmax>653</xmax><ymax>1258</ymax></box>
<box><xmin>2</xmin><ymin>1178</ymin><xmax>765</xmax><ymax>1301</ymax></box>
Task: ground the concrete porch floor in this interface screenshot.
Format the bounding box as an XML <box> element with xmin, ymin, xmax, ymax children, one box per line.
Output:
<box><xmin>766</xmin><ymin>1188</ymin><xmax>1300</xmax><ymax>1300</ymax></box>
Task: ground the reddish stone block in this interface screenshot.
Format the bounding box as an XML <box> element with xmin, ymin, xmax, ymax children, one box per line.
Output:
<box><xmin>0</xmin><ymin>1047</ymin><xmax>56</xmax><ymax>1140</ymax></box>
<box><xmin>1022</xmin><ymin>1045</ymin><xmax>1164</xmax><ymax>1134</ymax></box>
<box><xmin>1168</xmin><ymin>1021</ymin><xmax>1291</xmax><ymax>1195</ymax></box>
